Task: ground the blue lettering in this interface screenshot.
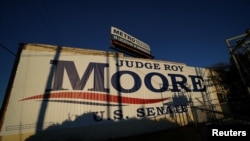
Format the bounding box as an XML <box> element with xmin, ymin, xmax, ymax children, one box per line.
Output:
<box><xmin>168</xmin><ymin>74</ymin><xmax>191</xmax><ymax>92</ymax></box>
<box><xmin>50</xmin><ymin>61</ymin><xmax>206</xmax><ymax>94</ymax></box>
<box><xmin>145</xmin><ymin>72</ymin><xmax>169</xmax><ymax>92</ymax></box>
<box><xmin>111</xmin><ymin>71</ymin><xmax>141</xmax><ymax>93</ymax></box>
<box><xmin>189</xmin><ymin>75</ymin><xmax>206</xmax><ymax>92</ymax></box>
<box><xmin>50</xmin><ymin>60</ymin><xmax>109</xmax><ymax>92</ymax></box>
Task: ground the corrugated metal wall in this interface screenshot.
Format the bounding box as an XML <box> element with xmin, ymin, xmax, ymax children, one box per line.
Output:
<box><xmin>0</xmin><ymin>43</ymin><xmax>221</xmax><ymax>141</ymax></box>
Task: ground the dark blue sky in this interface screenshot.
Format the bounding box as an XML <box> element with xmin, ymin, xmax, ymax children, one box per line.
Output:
<box><xmin>0</xmin><ymin>0</ymin><xmax>250</xmax><ymax>106</ymax></box>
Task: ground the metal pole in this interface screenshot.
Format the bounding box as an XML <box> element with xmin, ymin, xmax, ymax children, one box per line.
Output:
<box><xmin>225</xmin><ymin>32</ymin><xmax>250</xmax><ymax>96</ymax></box>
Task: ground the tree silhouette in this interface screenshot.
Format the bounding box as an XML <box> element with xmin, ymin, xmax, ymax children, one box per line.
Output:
<box><xmin>209</xmin><ymin>51</ymin><xmax>250</xmax><ymax>117</ymax></box>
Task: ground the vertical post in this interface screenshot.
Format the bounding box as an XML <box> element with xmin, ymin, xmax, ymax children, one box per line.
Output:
<box><xmin>225</xmin><ymin>31</ymin><xmax>250</xmax><ymax>96</ymax></box>
<box><xmin>159</xmin><ymin>83</ymin><xmax>166</xmax><ymax>119</ymax></box>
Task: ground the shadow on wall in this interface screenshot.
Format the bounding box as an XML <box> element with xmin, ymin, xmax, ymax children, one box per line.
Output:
<box><xmin>25</xmin><ymin>83</ymin><xmax>194</xmax><ymax>141</ymax></box>
<box><xmin>24</xmin><ymin>46</ymin><xmax>194</xmax><ymax>141</ymax></box>
<box><xmin>25</xmin><ymin>110</ymin><xmax>185</xmax><ymax>141</ymax></box>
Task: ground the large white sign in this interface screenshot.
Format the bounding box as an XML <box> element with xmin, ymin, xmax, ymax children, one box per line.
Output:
<box><xmin>0</xmin><ymin>44</ymin><xmax>218</xmax><ymax>139</ymax></box>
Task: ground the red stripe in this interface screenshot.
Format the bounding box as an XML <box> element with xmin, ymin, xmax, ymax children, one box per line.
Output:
<box><xmin>20</xmin><ymin>92</ymin><xmax>169</xmax><ymax>104</ymax></box>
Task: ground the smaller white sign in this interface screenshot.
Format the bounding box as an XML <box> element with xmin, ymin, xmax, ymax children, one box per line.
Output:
<box><xmin>111</xmin><ymin>26</ymin><xmax>151</xmax><ymax>55</ymax></box>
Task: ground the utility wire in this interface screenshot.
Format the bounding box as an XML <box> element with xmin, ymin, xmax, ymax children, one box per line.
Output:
<box><xmin>40</xmin><ymin>0</ymin><xmax>64</xmax><ymax>45</ymax></box>
<box><xmin>32</xmin><ymin>0</ymin><xmax>63</xmax><ymax>45</ymax></box>
<box><xmin>0</xmin><ymin>43</ymin><xmax>16</xmax><ymax>56</ymax></box>
<box><xmin>32</xmin><ymin>0</ymin><xmax>57</xmax><ymax>44</ymax></box>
